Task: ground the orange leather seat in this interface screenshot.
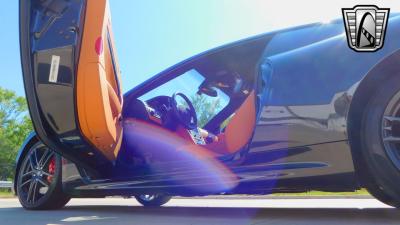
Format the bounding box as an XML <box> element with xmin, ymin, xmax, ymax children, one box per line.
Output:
<box><xmin>205</xmin><ymin>91</ymin><xmax>256</xmax><ymax>155</ymax></box>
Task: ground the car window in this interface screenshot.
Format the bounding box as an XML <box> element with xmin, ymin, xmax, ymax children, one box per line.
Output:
<box><xmin>139</xmin><ymin>69</ymin><xmax>230</xmax><ymax>127</ymax></box>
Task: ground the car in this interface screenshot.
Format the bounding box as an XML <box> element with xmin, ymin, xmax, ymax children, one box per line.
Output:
<box><xmin>15</xmin><ymin>0</ymin><xmax>400</xmax><ymax>210</ymax></box>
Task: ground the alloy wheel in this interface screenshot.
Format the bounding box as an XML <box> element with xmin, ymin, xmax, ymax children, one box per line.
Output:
<box><xmin>138</xmin><ymin>194</ymin><xmax>157</xmax><ymax>202</ymax></box>
<box><xmin>382</xmin><ymin>90</ymin><xmax>400</xmax><ymax>171</ymax></box>
<box><xmin>17</xmin><ymin>144</ymin><xmax>56</xmax><ymax>205</ymax></box>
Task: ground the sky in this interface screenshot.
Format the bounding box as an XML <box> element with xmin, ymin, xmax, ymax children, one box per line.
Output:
<box><xmin>0</xmin><ymin>0</ymin><xmax>399</xmax><ymax>97</ymax></box>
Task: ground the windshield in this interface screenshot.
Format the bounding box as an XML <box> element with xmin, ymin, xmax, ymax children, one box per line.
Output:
<box><xmin>139</xmin><ymin>69</ymin><xmax>230</xmax><ymax>127</ymax></box>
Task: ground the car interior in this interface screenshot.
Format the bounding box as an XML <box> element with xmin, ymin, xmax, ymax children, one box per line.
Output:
<box><xmin>121</xmin><ymin>69</ymin><xmax>257</xmax><ymax>162</ymax></box>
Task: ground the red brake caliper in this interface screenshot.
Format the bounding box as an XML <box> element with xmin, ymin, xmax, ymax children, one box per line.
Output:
<box><xmin>47</xmin><ymin>157</ymin><xmax>56</xmax><ymax>183</ymax></box>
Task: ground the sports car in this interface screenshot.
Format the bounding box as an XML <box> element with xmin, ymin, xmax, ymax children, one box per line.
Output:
<box><xmin>15</xmin><ymin>0</ymin><xmax>400</xmax><ymax>209</ymax></box>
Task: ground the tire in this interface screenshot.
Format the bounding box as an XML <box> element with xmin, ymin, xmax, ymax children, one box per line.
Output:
<box><xmin>135</xmin><ymin>194</ymin><xmax>171</xmax><ymax>207</ymax></box>
<box><xmin>16</xmin><ymin>142</ymin><xmax>70</xmax><ymax>210</ymax></box>
<box><xmin>361</xmin><ymin>75</ymin><xmax>400</xmax><ymax>207</ymax></box>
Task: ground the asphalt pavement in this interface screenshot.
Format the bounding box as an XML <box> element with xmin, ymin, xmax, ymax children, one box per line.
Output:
<box><xmin>0</xmin><ymin>197</ymin><xmax>399</xmax><ymax>225</ymax></box>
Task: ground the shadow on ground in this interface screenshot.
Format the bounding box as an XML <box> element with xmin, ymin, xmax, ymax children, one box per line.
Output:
<box><xmin>1</xmin><ymin>205</ymin><xmax>400</xmax><ymax>225</ymax></box>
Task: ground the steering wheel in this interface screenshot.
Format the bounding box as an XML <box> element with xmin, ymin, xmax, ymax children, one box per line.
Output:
<box><xmin>171</xmin><ymin>92</ymin><xmax>198</xmax><ymax>130</ymax></box>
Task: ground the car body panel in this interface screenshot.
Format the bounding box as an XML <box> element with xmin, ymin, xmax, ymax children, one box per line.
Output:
<box><xmin>249</xmin><ymin>15</ymin><xmax>400</xmax><ymax>181</ymax></box>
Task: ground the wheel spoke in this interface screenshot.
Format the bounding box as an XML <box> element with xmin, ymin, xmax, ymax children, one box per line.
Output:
<box><xmin>26</xmin><ymin>180</ymin><xmax>35</xmax><ymax>203</ymax></box>
<box><xmin>383</xmin><ymin>136</ymin><xmax>400</xmax><ymax>143</ymax></box>
<box><xmin>37</xmin><ymin>148</ymin><xmax>49</xmax><ymax>167</ymax></box>
<box><xmin>29</xmin><ymin>156</ymin><xmax>35</xmax><ymax>169</ymax></box>
<box><xmin>23</xmin><ymin>159</ymin><xmax>33</xmax><ymax>174</ymax></box>
<box><xmin>38</xmin><ymin>149</ymin><xmax>54</xmax><ymax>168</ymax></box>
<box><xmin>29</xmin><ymin>153</ymin><xmax>38</xmax><ymax>169</ymax></box>
<box><xmin>21</xmin><ymin>171</ymin><xmax>33</xmax><ymax>178</ymax></box>
<box><xmin>32</xmin><ymin>181</ymin><xmax>38</xmax><ymax>204</ymax></box>
<box><xmin>384</xmin><ymin>116</ymin><xmax>400</xmax><ymax>122</ymax></box>
<box><xmin>40</xmin><ymin>150</ymin><xmax>54</xmax><ymax>168</ymax></box>
<box><xmin>19</xmin><ymin>179</ymin><xmax>32</xmax><ymax>189</ymax></box>
<box><xmin>42</xmin><ymin>171</ymin><xmax>53</xmax><ymax>177</ymax></box>
<box><xmin>37</xmin><ymin>178</ymin><xmax>49</xmax><ymax>188</ymax></box>
<box><xmin>384</xmin><ymin>126</ymin><xmax>392</xmax><ymax>131</ymax></box>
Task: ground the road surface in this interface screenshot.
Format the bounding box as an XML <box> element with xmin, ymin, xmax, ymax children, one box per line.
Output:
<box><xmin>0</xmin><ymin>197</ymin><xmax>399</xmax><ymax>225</ymax></box>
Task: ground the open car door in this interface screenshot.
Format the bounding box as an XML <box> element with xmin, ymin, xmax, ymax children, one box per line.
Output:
<box><xmin>20</xmin><ymin>0</ymin><xmax>122</xmax><ymax>176</ymax></box>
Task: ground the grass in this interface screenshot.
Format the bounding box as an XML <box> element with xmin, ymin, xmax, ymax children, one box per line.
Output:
<box><xmin>0</xmin><ymin>189</ymin><xmax>14</xmax><ymax>198</ymax></box>
<box><xmin>272</xmin><ymin>189</ymin><xmax>370</xmax><ymax>197</ymax></box>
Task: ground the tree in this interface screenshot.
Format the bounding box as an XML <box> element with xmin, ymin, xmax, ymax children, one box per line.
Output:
<box><xmin>190</xmin><ymin>94</ymin><xmax>222</xmax><ymax>128</ymax></box>
<box><xmin>0</xmin><ymin>87</ymin><xmax>33</xmax><ymax>180</ymax></box>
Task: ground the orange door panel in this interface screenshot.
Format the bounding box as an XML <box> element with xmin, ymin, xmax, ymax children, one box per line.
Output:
<box><xmin>76</xmin><ymin>0</ymin><xmax>123</xmax><ymax>160</ymax></box>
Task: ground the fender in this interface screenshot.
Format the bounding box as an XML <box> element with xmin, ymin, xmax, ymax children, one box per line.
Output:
<box><xmin>14</xmin><ymin>131</ymin><xmax>37</xmax><ymax>194</ymax></box>
<box><xmin>15</xmin><ymin>132</ymin><xmax>37</xmax><ymax>165</ymax></box>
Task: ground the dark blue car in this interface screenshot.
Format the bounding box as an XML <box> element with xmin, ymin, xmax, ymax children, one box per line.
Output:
<box><xmin>15</xmin><ymin>0</ymin><xmax>400</xmax><ymax>209</ymax></box>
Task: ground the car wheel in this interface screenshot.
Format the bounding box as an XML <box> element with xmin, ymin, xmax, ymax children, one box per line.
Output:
<box><xmin>135</xmin><ymin>194</ymin><xmax>171</xmax><ymax>207</ymax></box>
<box><xmin>16</xmin><ymin>142</ymin><xmax>70</xmax><ymax>210</ymax></box>
<box><xmin>361</xmin><ymin>75</ymin><xmax>400</xmax><ymax>207</ymax></box>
